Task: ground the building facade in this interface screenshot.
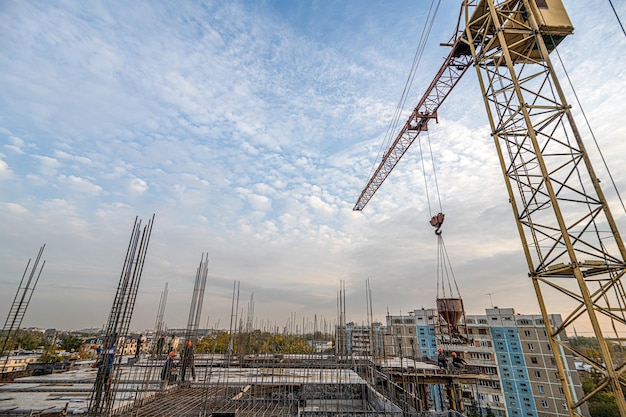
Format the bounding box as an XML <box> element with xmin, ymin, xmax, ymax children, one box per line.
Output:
<box><xmin>383</xmin><ymin>306</ymin><xmax>588</xmax><ymax>417</ymax></box>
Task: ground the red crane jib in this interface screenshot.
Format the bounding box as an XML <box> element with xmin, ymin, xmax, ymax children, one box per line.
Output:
<box><xmin>353</xmin><ymin>36</ymin><xmax>473</xmax><ymax>212</ymax></box>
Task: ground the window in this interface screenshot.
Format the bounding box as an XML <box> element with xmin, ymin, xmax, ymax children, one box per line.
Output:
<box><xmin>531</xmin><ymin>357</ymin><xmax>538</xmax><ymax>364</ymax></box>
<box><xmin>534</xmin><ymin>370</ymin><xmax>542</xmax><ymax>378</ymax></box>
<box><xmin>528</xmin><ymin>343</ymin><xmax>535</xmax><ymax>350</ymax></box>
<box><xmin>493</xmin><ymin>395</ymin><xmax>501</xmax><ymax>403</ymax></box>
<box><xmin>547</xmin><ymin>344</ymin><xmax>552</xmax><ymax>351</ymax></box>
<box><xmin>541</xmin><ymin>400</ymin><xmax>549</xmax><ymax>408</ymax></box>
<box><xmin>535</xmin><ymin>0</ymin><xmax>548</xmax><ymax>9</ymax></box>
<box><xmin>562</xmin><ymin>403</ymin><xmax>567</xmax><ymax>411</ymax></box>
<box><xmin>538</xmin><ymin>385</ymin><xmax>545</xmax><ymax>393</ymax></box>
<box><xmin>524</xmin><ymin>330</ymin><xmax>531</xmax><ymax>337</ymax></box>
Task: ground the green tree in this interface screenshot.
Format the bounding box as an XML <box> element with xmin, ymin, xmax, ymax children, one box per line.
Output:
<box><xmin>582</xmin><ymin>377</ymin><xmax>620</xmax><ymax>417</ymax></box>
<box><xmin>39</xmin><ymin>347</ymin><xmax>62</xmax><ymax>363</ymax></box>
<box><xmin>58</xmin><ymin>334</ymin><xmax>84</xmax><ymax>352</ymax></box>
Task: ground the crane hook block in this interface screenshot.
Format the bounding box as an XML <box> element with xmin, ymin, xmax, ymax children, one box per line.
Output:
<box><xmin>430</xmin><ymin>212</ymin><xmax>445</xmax><ymax>235</ymax></box>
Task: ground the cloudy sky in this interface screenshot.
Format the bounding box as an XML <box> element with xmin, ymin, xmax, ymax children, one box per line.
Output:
<box><xmin>1</xmin><ymin>1</ymin><xmax>625</xmax><ymax>334</ymax></box>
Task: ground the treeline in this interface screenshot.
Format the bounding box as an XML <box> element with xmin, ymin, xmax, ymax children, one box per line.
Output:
<box><xmin>568</xmin><ymin>336</ymin><xmax>625</xmax><ymax>417</ymax></box>
<box><xmin>194</xmin><ymin>330</ymin><xmax>333</xmax><ymax>355</ymax></box>
<box><xmin>1</xmin><ymin>329</ymin><xmax>84</xmax><ymax>362</ymax></box>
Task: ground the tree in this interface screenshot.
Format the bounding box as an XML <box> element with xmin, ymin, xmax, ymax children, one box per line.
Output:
<box><xmin>582</xmin><ymin>376</ymin><xmax>620</xmax><ymax>417</ymax></box>
<box><xmin>58</xmin><ymin>334</ymin><xmax>83</xmax><ymax>352</ymax></box>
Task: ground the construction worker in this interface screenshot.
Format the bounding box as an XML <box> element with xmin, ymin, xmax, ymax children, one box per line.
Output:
<box><xmin>451</xmin><ymin>352</ymin><xmax>467</xmax><ymax>369</ymax></box>
<box><xmin>135</xmin><ymin>334</ymin><xmax>145</xmax><ymax>359</ymax></box>
<box><xmin>155</xmin><ymin>335</ymin><xmax>165</xmax><ymax>359</ymax></box>
<box><xmin>437</xmin><ymin>347</ymin><xmax>447</xmax><ymax>370</ymax></box>
<box><xmin>180</xmin><ymin>340</ymin><xmax>196</xmax><ymax>382</ymax></box>
<box><xmin>161</xmin><ymin>351</ymin><xmax>177</xmax><ymax>388</ymax></box>
<box><xmin>92</xmin><ymin>338</ymin><xmax>115</xmax><ymax>410</ymax></box>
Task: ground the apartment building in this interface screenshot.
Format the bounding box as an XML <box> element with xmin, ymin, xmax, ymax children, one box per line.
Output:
<box><xmin>383</xmin><ymin>306</ymin><xmax>587</xmax><ymax>417</ymax></box>
<box><xmin>336</xmin><ymin>322</ymin><xmax>385</xmax><ymax>356</ymax></box>
<box><xmin>478</xmin><ymin>308</ymin><xmax>588</xmax><ymax>417</ymax></box>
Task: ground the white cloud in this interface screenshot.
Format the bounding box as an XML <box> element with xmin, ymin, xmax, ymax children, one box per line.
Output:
<box><xmin>32</xmin><ymin>155</ymin><xmax>60</xmax><ymax>176</ymax></box>
<box><xmin>128</xmin><ymin>177</ymin><xmax>148</xmax><ymax>194</ymax></box>
<box><xmin>0</xmin><ymin>157</ymin><xmax>12</xmax><ymax>178</ymax></box>
<box><xmin>58</xmin><ymin>174</ymin><xmax>102</xmax><ymax>195</ymax></box>
<box><xmin>3</xmin><ymin>202</ymin><xmax>28</xmax><ymax>214</ymax></box>
<box><xmin>0</xmin><ymin>1</ymin><xmax>624</xmax><ymax>331</ymax></box>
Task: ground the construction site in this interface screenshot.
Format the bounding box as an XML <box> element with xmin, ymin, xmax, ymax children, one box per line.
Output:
<box><xmin>1</xmin><ymin>0</ymin><xmax>626</xmax><ymax>416</ymax></box>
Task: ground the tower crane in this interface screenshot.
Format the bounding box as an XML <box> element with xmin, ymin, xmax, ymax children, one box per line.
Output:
<box><xmin>354</xmin><ymin>1</ymin><xmax>626</xmax><ymax>416</ymax></box>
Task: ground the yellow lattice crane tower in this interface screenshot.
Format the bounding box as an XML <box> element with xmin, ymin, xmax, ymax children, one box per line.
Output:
<box><xmin>354</xmin><ymin>1</ymin><xmax>626</xmax><ymax>416</ymax></box>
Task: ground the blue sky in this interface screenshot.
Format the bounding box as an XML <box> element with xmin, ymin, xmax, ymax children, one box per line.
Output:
<box><xmin>1</xmin><ymin>1</ymin><xmax>625</xmax><ymax>333</ymax></box>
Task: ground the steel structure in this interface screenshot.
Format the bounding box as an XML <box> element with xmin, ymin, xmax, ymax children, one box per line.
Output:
<box><xmin>184</xmin><ymin>253</ymin><xmax>209</xmax><ymax>344</ymax></box>
<box><xmin>88</xmin><ymin>215</ymin><xmax>155</xmax><ymax>416</ymax></box>
<box><xmin>0</xmin><ymin>245</ymin><xmax>46</xmax><ymax>372</ymax></box>
<box><xmin>354</xmin><ymin>1</ymin><xmax>626</xmax><ymax>416</ymax></box>
<box><xmin>353</xmin><ymin>36</ymin><xmax>473</xmax><ymax>211</ymax></box>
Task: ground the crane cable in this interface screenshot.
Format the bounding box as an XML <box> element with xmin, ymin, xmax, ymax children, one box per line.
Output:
<box><xmin>365</xmin><ymin>0</ymin><xmax>442</xmax><ymax>184</ymax></box>
<box><xmin>608</xmin><ymin>0</ymin><xmax>626</xmax><ymax>38</ymax></box>
<box><xmin>420</xmin><ymin>128</ymin><xmax>460</xmax><ymax>300</ymax></box>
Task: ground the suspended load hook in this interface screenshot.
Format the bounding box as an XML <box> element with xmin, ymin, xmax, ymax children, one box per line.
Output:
<box><xmin>430</xmin><ymin>212</ymin><xmax>445</xmax><ymax>235</ymax></box>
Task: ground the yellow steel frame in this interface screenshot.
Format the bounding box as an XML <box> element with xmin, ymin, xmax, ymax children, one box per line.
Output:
<box><xmin>461</xmin><ymin>1</ymin><xmax>626</xmax><ymax>416</ymax></box>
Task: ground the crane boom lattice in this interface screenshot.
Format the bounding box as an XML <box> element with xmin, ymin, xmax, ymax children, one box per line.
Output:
<box><xmin>353</xmin><ymin>37</ymin><xmax>472</xmax><ymax>211</ymax></box>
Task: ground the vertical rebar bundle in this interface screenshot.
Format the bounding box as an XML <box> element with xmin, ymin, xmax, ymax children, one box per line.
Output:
<box><xmin>183</xmin><ymin>253</ymin><xmax>209</xmax><ymax>344</ymax></box>
<box><xmin>0</xmin><ymin>245</ymin><xmax>46</xmax><ymax>372</ymax></box>
<box><xmin>179</xmin><ymin>253</ymin><xmax>208</xmax><ymax>384</ymax></box>
<box><xmin>88</xmin><ymin>214</ymin><xmax>155</xmax><ymax>416</ymax></box>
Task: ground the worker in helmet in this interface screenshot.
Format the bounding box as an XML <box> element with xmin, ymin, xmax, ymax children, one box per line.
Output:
<box><xmin>437</xmin><ymin>347</ymin><xmax>448</xmax><ymax>370</ymax></box>
<box><xmin>161</xmin><ymin>351</ymin><xmax>177</xmax><ymax>388</ymax></box>
<box><xmin>180</xmin><ymin>340</ymin><xmax>196</xmax><ymax>383</ymax></box>
<box><xmin>451</xmin><ymin>352</ymin><xmax>467</xmax><ymax>369</ymax></box>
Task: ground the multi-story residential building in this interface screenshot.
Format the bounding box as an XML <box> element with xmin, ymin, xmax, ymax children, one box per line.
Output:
<box><xmin>385</xmin><ymin>310</ymin><xmax>438</xmax><ymax>360</ymax></box>
<box><xmin>383</xmin><ymin>306</ymin><xmax>588</xmax><ymax>417</ymax></box>
<box><xmin>336</xmin><ymin>322</ymin><xmax>385</xmax><ymax>356</ymax></box>
<box><xmin>479</xmin><ymin>308</ymin><xmax>588</xmax><ymax>417</ymax></box>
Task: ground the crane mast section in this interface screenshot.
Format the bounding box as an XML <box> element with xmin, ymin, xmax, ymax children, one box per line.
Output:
<box><xmin>353</xmin><ymin>38</ymin><xmax>472</xmax><ymax>211</ymax></box>
<box><xmin>463</xmin><ymin>0</ymin><xmax>626</xmax><ymax>415</ymax></box>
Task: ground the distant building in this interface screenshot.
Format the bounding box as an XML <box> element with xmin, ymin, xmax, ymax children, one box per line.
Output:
<box><xmin>0</xmin><ymin>354</ymin><xmax>40</xmax><ymax>373</ymax></box>
<box><xmin>335</xmin><ymin>322</ymin><xmax>385</xmax><ymax>356</ymax></box>
<box><xmin>308</xmin><ymin>340</ymin><xmax>333</xmax><ymax>353</ymax></box>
